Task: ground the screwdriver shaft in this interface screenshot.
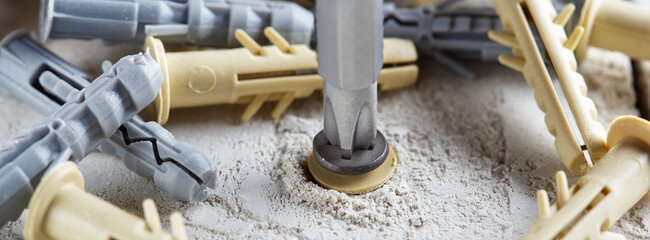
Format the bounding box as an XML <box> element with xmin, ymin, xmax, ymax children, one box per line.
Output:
<box><xmin>317</xmin><ymin>0</ymin><xmax>383</xmax><ymax>158</ymax></box>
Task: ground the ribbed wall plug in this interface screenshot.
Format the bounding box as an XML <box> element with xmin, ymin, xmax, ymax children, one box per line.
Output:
<box><xmin>0</xmin><ymin>51</ymin><xmax>161</xmax><ymax>226</ymax></box>
<box><xmin>24</xmin><ymin>162</ymin><xmax>187</xmax><ymax>240</ymax></box>
<box><xmin>144</xmin><ymin>27</ymin><xmax>418</xmax><ymax>124</ymax></box>
<box><xmin>40</xmin><ymin>0</ymin><xmax>313</xmax><ymax>47</ymax></box>
<box><xmin>0</xmin><ymin>30</ymin><xmax>217</xmax><ymax>203</ymax></box>
<box><xmin>575</xmin><ymin>0</ymin><xmax>650</xmax><ymax>60</ymax></box>
<box><xmin>490</xmin><ymin>0</ymin><xmax>650</xmax><ymax>238</ymax></box>
<box><xmin>383</xmin><ymin>2</ymin><xmax>511</xmax><ymax>78</ymax></box>
<box><xmin>489</xmin><ymin>0</ymin><xmax>606</xmax><ymax>175</ymax></box>
<box><xmin>524</xmin><ymin>117</ymin><xmax>650</xmax><ymax>239</ymax></box>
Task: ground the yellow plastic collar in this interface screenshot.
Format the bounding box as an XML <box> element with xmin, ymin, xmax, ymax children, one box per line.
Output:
<box><xmin>24</xmin><ymin>162</ymin><xmax>187</xmax><ymax>240</ymax></box>
<box><xmin>307</xmin><ymin>146</ymin><xmax>398</xmax><ymax>194</ymax></box>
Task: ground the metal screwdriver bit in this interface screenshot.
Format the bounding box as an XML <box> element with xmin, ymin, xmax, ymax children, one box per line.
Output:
<box><xmin>317</xmin><ymin>0</ymin><xmax>383</xmax><ymax>159</ymax></box>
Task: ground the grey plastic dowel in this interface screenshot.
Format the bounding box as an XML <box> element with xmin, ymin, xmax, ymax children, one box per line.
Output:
<box><xmin>0</xmin><ymin>30</ymin><xmax>217</xmax><ymax>206</ymax></box>
<box><xmin>0</xmin><ymin>49</ymin><xmax>163</xmax><ymax>226</ymax></box>
<box><xmin>382</xmin><ymin>3</ymin><xmax>511</xmax><ymax>78</ymax></box>
<box><xmin>40</xmin><ymin>0</ymin><xmax>314</xmax><ymax>47</ymax></box>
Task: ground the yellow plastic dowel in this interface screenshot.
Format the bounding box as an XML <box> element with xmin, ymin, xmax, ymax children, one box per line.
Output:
<box><xmin>24</xmin><ymin>162</ymin><xmax>187</xmax><ymax>240</ymax></box>
<box><xmin>576</xmin><ymin>0</ymin><xmax>650</xmax><ymax>60</ymax></box>
<box><xmin>307</xmin><ymin>146</ymin><xmax>398</xmax><ymax>194</ymax></box>
<box><xmin>523</xmin><ymin>116</ymin><xmax>650</xmax><ymax>239</ymax></box>
<box><xmin>489</xmin><ymin>0</ymin><xmax>607</xmax><ymax>174</ymax></box>
<box><xmin>143</xmin><ymin>27</ymin><xmax>419</xmax><ymax>124</ymax></box>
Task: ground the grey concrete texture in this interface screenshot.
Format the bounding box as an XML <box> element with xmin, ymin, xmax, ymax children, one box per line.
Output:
<box><xmin>1</xmin><ymin>0</ymin><xmax>649</xmax><ymax>239</ymax></box>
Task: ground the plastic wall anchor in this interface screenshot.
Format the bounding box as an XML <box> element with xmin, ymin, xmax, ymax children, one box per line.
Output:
<box><xmin>0</xmin><ymin>51</ymin><xmax>162</xmax><ymax>226</ymax></box>
<box><xmin>0</xmin><ymin>30</ymin><xmax>89</xmax><ymax>114</ymax></box>
<box><xmin>0</xmin><ymin>30</ymin><xmax>216</xmax><ymax>203</ymax></box>
<box><xmin>143</xmin><ymin>27</ymin><xmax>419</xmax><ymax>124</ymax></box>
<box><xmin>525</xmin><ymin>1</ymin><xmax>607</xmax><ymax>162</ymax></box>
<box><xmin>523</xmin><ymin>116</ymin><xmax>650</xmax><ymax>240</ymax></box>
<box><xmin>308</xmin><ymin>145</ymin><xmax>398</xmax><ymax>194</ymax></box>
<box><xmin>24</xmin><ymin>162</ymin><xmax>187</xmax><ymax>240</ymax></box>
<box><xmin>383</xmin><ymin>3</ymin><xmax>510</xmax><ymax>62</ymax></box>
<box><xmin>490</xmin><ymin>0</ymin><xmax>607</xmax><ymax>175</ymax></box>
<box><xmin>382</xmin><ymin>2</ymin><xmax>538</xmax><ymax>78</ymax></box>
<box><xmin>576</xmin><ymin>0</ymin><xmax>650</xmax><ymax>60</ymax></box>
<box><xmin>40</xmin><ymin>0</ymin><xmax>314</xmax><ymax>47</ymax></box>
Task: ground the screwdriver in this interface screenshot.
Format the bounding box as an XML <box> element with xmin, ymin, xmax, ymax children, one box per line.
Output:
<box><xmin>308</xmin><ymin>0</ymin><xmax>398</xmax><ymax>194</ymax></box>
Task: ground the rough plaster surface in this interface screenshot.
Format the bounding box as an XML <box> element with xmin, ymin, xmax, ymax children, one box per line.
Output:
<box><xmin>0</xmin><ymin>1</ymin><xmax>649</xmax><ymax>239</ymax></box>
